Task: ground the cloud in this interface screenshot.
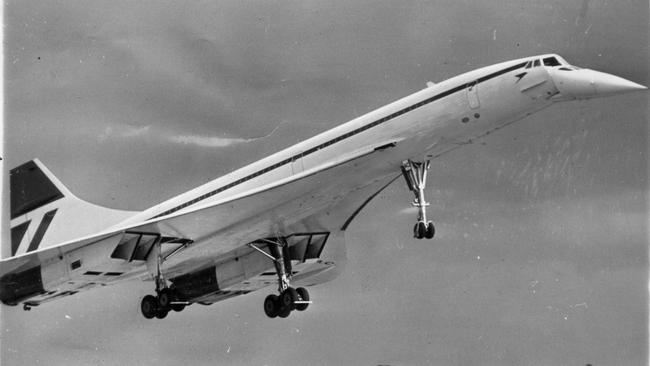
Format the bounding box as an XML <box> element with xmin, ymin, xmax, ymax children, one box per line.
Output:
<box><xmin>95</xmin><ymin>121</ymin><xmax>284</xmax><ymax>149</ymax></box>
<box><xmin>97</xmin><ymin>126</ymin><xmax>114</xmax><ymax>142</ymax></box>
<box><xmin>97</xmin><ymin>124</ymin><xmax>152</xmax><ymax>142</ymax></box>
<box><xmin>167</xmin><ymin>122</ymin><xmax>285</xmax><ymax>148</ymax></box>
<box><xmin>123</xmin><ymin>125</ymin><xmax>151</xmax><ymax>138</ymax></box>
<box><xmin>169</xmin><ymin>134</ymin><xmax>250</xmax><ymax>148</ymax></box>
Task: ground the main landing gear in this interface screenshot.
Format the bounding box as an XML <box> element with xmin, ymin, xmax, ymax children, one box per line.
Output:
<box><xmin>140</xmin><ymin>239</ymin><xmax>189</xmax><ymax>320</ymax></box>
<box><xmin>401</xmin><ymin>159</ymin><xmax>435</xmax><ymax>240</ymax></box>
<box><xmin>249</xmin><ymin>239</ymin><xmax>312</xmax><ymax>319</ymax></box>
<box><xmin>140</xmin><ymin>288</ymin><xmax>187</xmax><ymax>320</ymax></box>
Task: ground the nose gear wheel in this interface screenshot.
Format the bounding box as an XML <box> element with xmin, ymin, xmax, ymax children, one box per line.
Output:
<box><xmin>401</xmin><ymin>159</ymin><xmax>435</xmax><ymax>240</ymax></box>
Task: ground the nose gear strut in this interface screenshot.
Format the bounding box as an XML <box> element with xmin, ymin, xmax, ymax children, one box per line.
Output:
<box><xmin>401</xmin><ymin>159</ymin><xmax>435</xmax><ymax>239</ymax></box>
<box><xmin>249</xmin><ymin>238</ymin><xmax>312</xmax><ymax>318</ymax></box>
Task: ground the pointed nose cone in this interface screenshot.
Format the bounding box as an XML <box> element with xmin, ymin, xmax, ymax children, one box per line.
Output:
<box><xmin>593</xmin><ymin>71</ymin><xmax>647</xmax><ymax>95</ymax></box>
<box><xmin>550</xmin><ymin>68</ymin><xmax>647</xmax><ymax>100</ymax></box>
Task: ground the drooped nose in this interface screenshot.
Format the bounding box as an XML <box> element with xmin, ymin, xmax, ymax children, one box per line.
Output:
<box><xmin>550</xmin><ymin>68</ymin><xmax>646</xmax><ymax>100</ymax></box>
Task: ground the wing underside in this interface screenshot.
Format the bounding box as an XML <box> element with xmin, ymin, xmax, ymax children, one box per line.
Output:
<box><xmin>1</xmin><ymin>142</ymin><xmax>400</xmax><ymax>307</ymax></box>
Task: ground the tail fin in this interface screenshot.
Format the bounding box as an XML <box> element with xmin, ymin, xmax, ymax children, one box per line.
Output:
<box><xmin>7</xmin><ymin>159</ymin><xmax>136</xmax><ymax>258</ymax></box>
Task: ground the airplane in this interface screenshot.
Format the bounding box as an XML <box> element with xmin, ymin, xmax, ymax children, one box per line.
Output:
<box><xmin>1</xmin><ymin>54</ymin><xmax>645</xmax><ymax>320</ymax></box>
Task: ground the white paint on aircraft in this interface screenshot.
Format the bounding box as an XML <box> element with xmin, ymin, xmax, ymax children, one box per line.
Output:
<box><xmin>0</xmin><ymin>54</ymin><xmax>645</xmax><ymax>317</ymax></box>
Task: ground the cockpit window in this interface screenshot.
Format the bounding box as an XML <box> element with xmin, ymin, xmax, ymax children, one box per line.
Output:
<box><xmin>533</xmin><ymin>59</ymin><xmax>541</xmax><ymax>67</ymax></box>
<box><xmin>525</xmin><ymin>61</ymin><xmax>532</xmax><ymax>69</ymax></box>
<box><xmin>558</xmin><ymin>67</ymin><xmax>572</xmax><ymax>71</ymax></box>
<box><xmin>543</xmin><ymin>57</ymin><xmax>561</xmax><ymax>66</ymax></box>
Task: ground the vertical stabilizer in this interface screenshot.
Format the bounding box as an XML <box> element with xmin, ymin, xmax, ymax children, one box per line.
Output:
<box><xmin>6</xmin><ymin>159</ymin><xmax>137</xmax><ymax>258</ymax></box>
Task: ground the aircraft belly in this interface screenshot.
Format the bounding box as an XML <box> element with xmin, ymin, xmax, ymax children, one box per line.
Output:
<box><xmin>155</xmin><ymin>83</ymin><xmax>549</xmax><ymax>279</ymax></box>
<box><xmin>8</xmin><ymin>78</ymin><xmax>553</xmax><ymax>307</ymax></box>
<box><xmin>154</xmin><ymin>79</ymin><xmax>558</xmax><ymax>304</ymax></box>
<box><xmin>159</xmin><ymin>149</ymin><xmax>401</xmax><ymax>277</ymax></box>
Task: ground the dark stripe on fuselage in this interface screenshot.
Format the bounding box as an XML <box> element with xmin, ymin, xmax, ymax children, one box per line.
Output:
<box><xmin>26</xmin><ymin>209</ymin><xmax>58</xmax><ymax>253</ymax></box>
<box><xmin>150</xmin><ymin>61</ymin><xmax>528</xmax><ymax>220</ymax></box>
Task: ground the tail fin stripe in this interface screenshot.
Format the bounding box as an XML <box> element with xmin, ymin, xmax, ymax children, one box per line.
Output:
<box><xmin>11</xmin><ymin>221</ymin><xmax>31</xmax><ymax>256</ymax></box>
<box><xmin>26</xmin><ymin>209</ymin><xmax>58</xmax><ymax>253</ymax></box>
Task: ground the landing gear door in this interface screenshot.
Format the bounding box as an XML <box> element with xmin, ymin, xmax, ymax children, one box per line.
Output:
<box><xmin>466</xmin><ymin>81</ymin><xmax>480</xmax><ymax>109</ymax></box>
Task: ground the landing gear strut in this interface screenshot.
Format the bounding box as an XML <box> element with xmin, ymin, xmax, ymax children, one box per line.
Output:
<box><xmin>401</xmin><ymin>159</ymin><xmax>435</xmax><ymax>240</ymax></box>
<box><xmin>249</xmin><ymin>239</ymin><xmax>312</xmax><ymax>319</ymax></box>
<box><xmin>140</xmin><ymin>239</ymin><xmax>189</xmax><ymax>319</ymax></box>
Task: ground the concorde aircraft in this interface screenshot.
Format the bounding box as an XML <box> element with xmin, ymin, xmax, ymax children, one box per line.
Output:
<box><xmin>1</xmin><ymin>54</ymin><xmax>645</xmax><ymax>319</ymax></box>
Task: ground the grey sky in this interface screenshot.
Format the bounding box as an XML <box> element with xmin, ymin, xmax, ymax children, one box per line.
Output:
<box><xmin>3</xmin><ymin>1</ymin><xmax>648</xmax><ymax>365</ymax></box>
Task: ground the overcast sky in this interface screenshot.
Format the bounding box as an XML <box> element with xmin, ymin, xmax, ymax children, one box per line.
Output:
<box><xmin>2</xmin><ymin>1</ymin><xmax>648</xmax><ymax>365</ymax></box>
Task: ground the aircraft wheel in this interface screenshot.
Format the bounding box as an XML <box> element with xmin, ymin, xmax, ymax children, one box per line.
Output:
<box><xmin>155</xmin><ymin>307</ymin><xmax>169</xmax><ymax>319</ymax></box>
<box><xmin>170</xmin><ymin>303</ymin><xmax>186</xmax><ymax>312</ymax></box>
<box><xmin>280</xmin><ymin>288</ymin><xmax>298</xmax><ymax>311</ymax></box>
<box><xmin>295</xmin><ymin>287</ymin><xmax>310</xmax><ymax>311</ymax></box>
<box><xmin>278</xmin><ymin>306</ymin><xmax>291</xmax><ymax>318</ymax></box>
<box><xmin>264</xmin><ymin>294</ymin><xmax>280</xmax><ymax>318</ymax></box>
<box><xmin>414</xmin><ymin>221</ymin><xmax>427</xmax><ymax>239</ymax></box>
<box><xmin>141</xmin><ymin>295</ymin><xmax>158</xmax><ymax>319</ymax></box>
<box><xmin>425</xmin><ymin>222</ymin><xmax>435</xmax><ymax>239</ymax></box>
<box><xmin>157</xmin><ymin>288</ymin><xmax>173</xmax><ymax>309</ymax></box>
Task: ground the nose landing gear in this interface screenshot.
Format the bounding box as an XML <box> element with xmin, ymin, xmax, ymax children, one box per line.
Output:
<box><xmin>401</xmin><ymin>159</ymin><xmax>435</xmax><ymax>240</ymax></box>
<box><xmin>249</xmin><ymin>239</ymin><xmax>312</xmax><ymax>319</ymax></box>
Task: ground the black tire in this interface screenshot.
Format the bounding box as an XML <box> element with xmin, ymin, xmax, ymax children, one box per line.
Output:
<box><xmin>141</xmin><ymin>295</ymin><xmax>158</xmax><ymax>319</ymax></box>
<box><xmin>278</xmin><ymin>307</ymin><xmax>291</xmax><ymax>318</ymax></box>
<box><xmin>264</xmin><ymin>294</ymin><xmax>280</xmax><ymax>318</ymax></box>
<box><xmin>425</xmin><ymin>221</ymin><xmax>435</xmax><ymax>239</ymax></box>
<box><xmin>158</xmin><ymin>288</ymin><xmax>173</xmax><ymax>309</ymax></box>
<box><xmin>155</xmin><ymin>307</ymin><xmax>169</xmax><ymax>319</ymax></box>
<box><xmin>295</xmin><ymin>287</ymin><xmax>310</xmax><ymax>311</ymax></box>
<box><xmin>170</xmin><ymin>303</ymin><xmax>186</xmax><ymax>312</ymax></box>
<box><xmin>416</xmin><ymin>221</ymin><xmax>427</xmax><ymax>239</ymax></box>
<box><xmin>281</xmin><ymin>288</ymin><xmax>298</xmax><ymax>311</ymax></box>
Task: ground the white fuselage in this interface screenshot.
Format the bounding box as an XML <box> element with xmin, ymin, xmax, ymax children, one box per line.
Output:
<box><xmin>119</xmin><ymin>56</ymin><xmax>557</xmax><ymax>229</ymax></box>
<box><xmin>96</xmin><ymin>56</ymin><xmax>562</xmax><ymax>293</ymax></box>
<box><xmin>4</xmin><ymin>54</ymin><xmax>645</xmax><ymax>308</ymax></box>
